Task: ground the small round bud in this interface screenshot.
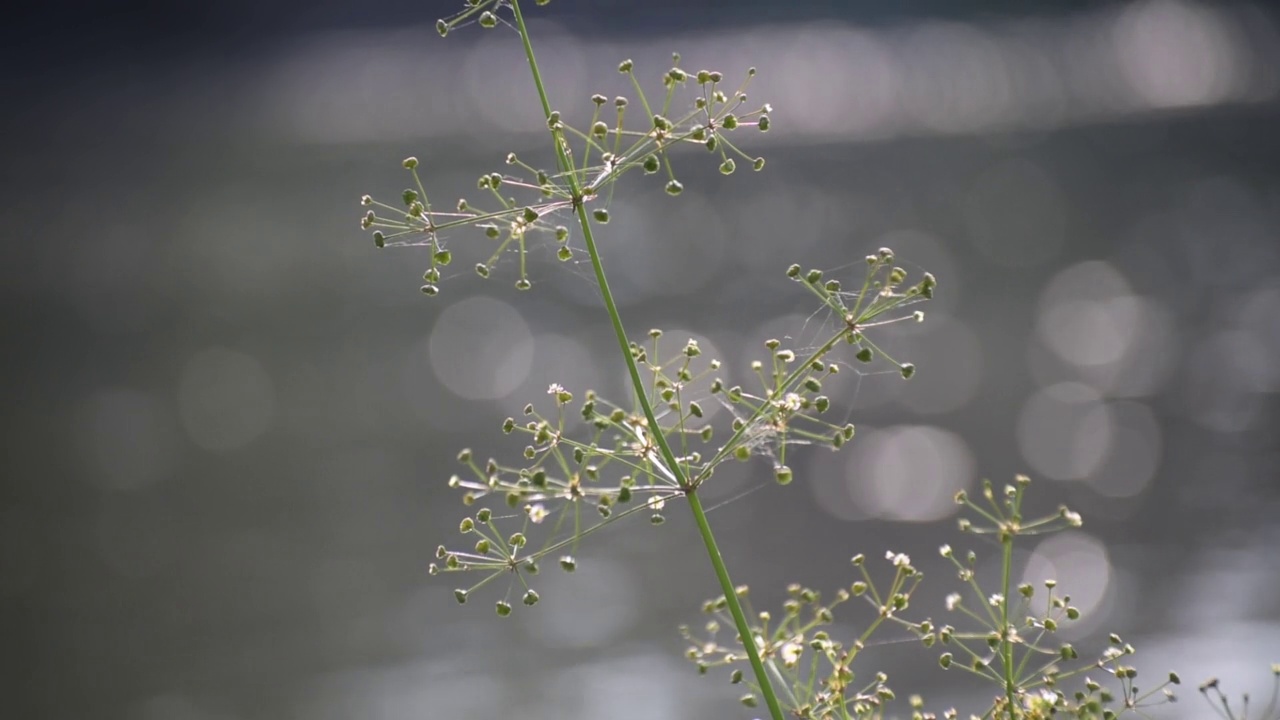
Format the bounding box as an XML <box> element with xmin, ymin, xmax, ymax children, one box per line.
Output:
<box><xmin>757</xmin><ymin>114</ymin><xmax>770</xmax><ymax>131</ymax></box>
<box><xmin>435</xmin><ymin>20</ymin><xmax>449</xmax><ymax>37</ymax></box>
<box><xmin>722</xmin><ymin>114</ymin><xmax>739</xmax><ymax>130</ymax></box>
<box><xmin>454</xmin><ymin>589</ymin><xmax>468</xmax><ymax>604</ymax></box>
<box><xmin>591</xmin><ymin>93</ymin><xmax>607</xmax><ymax>106</ymax></box>
<box><xmin>665</xmin><ymin>180</ymin><xmax>683</xmax><ymax>196</ymax></box>
<box><xmin>495</xmin><ymin>600</ymin><xmax>511</xmax><ymax>616</ymax></box>
<box><xmin>618</xmin><ymin>59</ymin><xmax>634</xmax><ymax>73</ymax></box>
<box><xmin>522</xmin><ymin>589</ymin><xmax>539</xmax><ymax>606</ymax></box>
<box><xmin>719</xmin><ymin>158</ymin><xmax>735</xmax><ymax>175</ymax></box>
<box><xmin>642</xmin><ymin>155</ymin><xmax>660</xmax><ymax>174</ymax></box>
<box><xmin>373</xmin><ymin>231</ymin><xmax>385</xmax><ymax>248</ymax></box>
<box><xmin>774</xmin><ymin>465</ymin><xmax>793</xmax><ymax>485</ymax></box>
<box><xmin>559</xmin><ymin>555</ymin><xmax>576</xmax><ymax>571</ymax></box>
<box><xmin>402</xmin><ymin>156</ymin><xmax>419</xmax><ymax>169</ymax></box>
<box><xmin>591</xmin><ymin>121</ymin><xmax>609</xmax><ymax>138</ymax></box>
<box><xmin>786</xmin><ymin>264</ymin><xmax>802</xmax><ymax>278</ymax></box>
<box><xmin>900</xmin><ymin>363</ymin><xmax>916</xmax><ymax>379</ymax></box>
<box><xmin>479</xmin><ymin>11</ymin><xmax>498</xmax><ymax>28</ymax></box>
<box><xmin>753</xmin><ymin>157</ymin><xmax>766</xmax><ymax>171</ymax></box>
<box><xmin>592</xmin><ymin>208</ymin><xmax>610</xmax><ymax>223</ymax></box>
<box><xmin>856</xmin><ymin>348</ymin><xmax>873</xmax><ymax>363</ymax></box>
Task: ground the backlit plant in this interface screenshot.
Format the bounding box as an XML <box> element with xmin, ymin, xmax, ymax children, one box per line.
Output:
<box><xmin>357</xmin><ymin>1</ymin><xmax>1273</xmax><ymax>718</ymax></box>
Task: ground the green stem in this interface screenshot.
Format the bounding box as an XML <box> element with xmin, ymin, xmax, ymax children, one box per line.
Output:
<box><xmin>507</xmin><ymin>4</ymin><xmax>785</xmax><ymax>720</ymax></box>
<box><xmin>1001</xmin><ymin>533</ymin><xmax>1017</xmax><ymax>718</ymax></box>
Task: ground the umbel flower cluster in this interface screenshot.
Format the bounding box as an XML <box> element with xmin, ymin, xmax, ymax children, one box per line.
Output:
<box><xmin>359</xmin><ymin>46</ymin><xmax>771</xmax><ymax>293</ymax></box>
<box><xmin>429</xmin><ymin>253</ymin><xmax>935</xmax><ymax>615</ymax></box>
<box><xmin>679</xmin><ymin>477</ymin><xmax>1187</xmax><ymax>720</ymax></box>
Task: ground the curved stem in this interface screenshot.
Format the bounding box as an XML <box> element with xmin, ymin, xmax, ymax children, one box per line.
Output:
<box><xmin>508</xmin><ymin>3</ymin><xmax>785</xmax><ymax>719</ymax></box>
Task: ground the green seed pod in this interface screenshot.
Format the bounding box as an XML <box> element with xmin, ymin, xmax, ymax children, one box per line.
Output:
<box><xmin>559</xmin><ymin>555</ymin><xmax>576</xmax><ymax>571</ymax></box>
<box><xmin>522</xmin><ymin>589</ymin><xmax>539</xmax><ymax>606</ymax></box>
<box><xmin>515</xmin><ymin>278</ymin><xmax>532</xmax><ymax>291</ymax></box>
<box><xmin>593</xmin><ymin>208</ymin><xmax>610</xmax><ymax>223</ymax></box>
<box><xmin>722</xmin><ymin>114</ymin><xmax>739</xmax><ymax>130</ymax></box>
<box><xmin>719</xmin><ymin>159</ymin><xmax>735</xmax><ymax>175</ymax></box>
<box><xmin>373</xmin><ymin>231</ymin><xmax>385</xmax><ymax>248</ymax></box>
<box><xmin>435</xmin><ymin>20</ymin><xmax>449</xmax><ymax>37</ymax></box>
<box><xmin>688</xmin><ymin>401</ymin><xmax>703</xmax><ymax>418</ymax></box>
<box><xmin>495</xmin><ymin>600</ymin><xmax>511</xmax><ymax>616</ymax></box>
<box><xmin>758</xmin><ymin>114</ymin><xmax>770</xmax><ymax>132</ymax></box>
<box><xmin>591</xmin><ymin>120</ymin><xmax>609</xmax><ymax>138</ymax></box>
<box><xmin>774</xmin><ymin>465</ymin><xmax>793</xmax><ymax>485</ymax></box>
<box><xmin>618</xmin><ymin>59</ymin><xmax>634</xmax><ymax>73</ymax></box>
<box><xmin>939</xmin><ymin>653</ymin><xmax>953</xmax><ymax>669</ymax></box>
<box><xmin>454</xmin><ymin>589</ymin><xmax>468</xmax><ymax>604</ymax></box>
<box><xmin>474</xmin><ymin>538</ymin><xmax>490</xmax><ymax>554</ymax></box>
<box><xmin>642</xmin><ymin>155</ymin><xmax>660</xmax><ymax>173</ymax></box>
<box><xmin>479</xmin><ymin>11</ymin><xmax>498</xmax><ymax>28</ymax></box>
<box><xmin>752</xmin><ymin>157</ymin><xmax>765</xmax><ymax>171</ymax></box>
<box><xmin>856</xmin><ymin>348</ymin><xmax>873</xmax><ymax>363</ymax></box>
<box><xmin>434</xmin><ymin>250</ymin><xmax>452</xmax><ymax>266</ymax></box>
<box><xmin>402</xmin><ymin>189</ymin><xmax>418</xmax><ymax>206</ymax></box>
<box><xmin>900</xmin><ymin>363</ymin><xmax>915</xmax><ymax>379</ymax></box>
<box><xmin>665</xmin><ymin>180</ymin><xmax>683</xmax><ymax>196</ymax></box>
<box><xmin>402</xmin><ymin>156</ymin><xmax>419</xmax><ymax>169</ymax></box>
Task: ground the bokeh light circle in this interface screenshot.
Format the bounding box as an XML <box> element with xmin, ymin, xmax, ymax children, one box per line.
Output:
<box><xmin>427</xmin><ymin>296</ymin><xmax>534</xmax><ymax>401</ymax></box>
<box><xmin>177</xmin><ymin>347</ymin><xmax>277</xmax><ymax>452</ymax></box>
<box><xmin>845</xmin><ymin>425</ymin><xmax>974</xmax><ymax>522</ymax></box>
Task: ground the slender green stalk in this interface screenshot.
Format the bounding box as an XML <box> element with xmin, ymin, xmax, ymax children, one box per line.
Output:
<box><xmin>1001</xmin><ymin>534</ymin><xmax>1017</xmax><ymax>718</ymax></box>
<box><xmin>507</xmin><ymin>3</ymin><xmax>785</xmax><ymax>719</ymax></box>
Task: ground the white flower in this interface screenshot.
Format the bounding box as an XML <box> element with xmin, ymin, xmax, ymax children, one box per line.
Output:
<box><xmin>648</xmin><ymin>495</ymin><xmax>666</xmax><ymax>511</ymax></box>
<box><xmin>988</xmin><ymin>593</ymin><xmax>1005</xmax><ymax>607</ymax></box>
<box><xmin>781</xmin><ymin>641</ymin><xmax>803</xmax><ymax>667</ymax></box>
<box><xmin>945</xmin><ymin>593</ymin><xmax>962</xmax><ymax>611</ymax></box>
<box><xmin>525</xmin><ymin>503</ymin><xmax>549</xmax><ymax>524</ymax></box>
<box><xmin>547</xmin><ymin>383</ymin><xmax>565</xmax><ymax>395</ymax></box>
<box><xmin>886</xmin><ymin>552</ymin><xmax>911</xmax><ymax>568</ymax></box>
<box><xmin>939</xmin><ymin>544</ymin><xmax>952</xmax><ymax>558</ymax></box>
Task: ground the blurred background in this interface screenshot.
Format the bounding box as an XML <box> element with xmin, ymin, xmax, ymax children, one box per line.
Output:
<box><xmin>3</xmin><ymin>0</ymin><xmax>1280</xmax><ymax>718</ymax></box>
